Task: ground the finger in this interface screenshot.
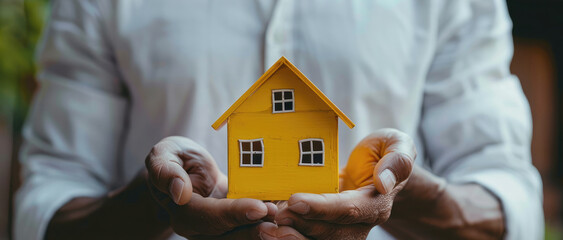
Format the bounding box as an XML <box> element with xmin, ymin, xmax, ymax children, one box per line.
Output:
<box><xmin>276</xmin><ymin>207</ymin><xmax>336</xmax><ymax>238</ymax></box>
<box><xmin>274</xmin><ymin>200</ymin><xmax>288</xmax><ymax>210</ymax></box>
<box><xmin>145</xmin><ymin>137</ymin><xmax>193</xmax><ymax>205</ymax></box>
<box><xmin>208</xmin><ymin>174</ymin><xmax>228</xmax><ymax>198</ymax></box>
<box><xmin>263</xmin><ymin>202</ymin><xmax>279</xmax><ymax>223</ymax></box>
<box><xmin>276</xmin><ymin>209</ymin><xmax>372</xmax><ymax>240</ymax></box>
<box><xmin>259</xmin><ymin>222</ymin><xmax>310</xmax><ymax>240</ymax></box>
<box><xmin>197</xmin><ymin>195</ymin><xmax>270</xmax><ymax>232</ymax></box>
<box><xmin>372</xmin><ymin>129</ymin><xmax>416</xmax><ymax>194</ymax></box>
<box><xmin>286</xmin><ymin>188</ymin><xmax>382</xmax><ymax>224</ymax></box>
<box><xmin>166</xmin><ymin>194</ymin><xmax>270</xmax><ymax>236</ymax></box>
<box><xmin>178</xmin><ymin>145</ymin><xmax>224</xmax><ymax>197</ymax></box>
<box><xmin>220</xmin><ymin>198</ymin><xmax>270</xmax><ymax>227</ymax></box>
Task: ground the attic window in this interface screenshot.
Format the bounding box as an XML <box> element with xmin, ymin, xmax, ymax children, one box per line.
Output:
<box><xmin>272</xmin><ymin>89</ymin><xmax>294</xmax><ymax>113</ymax></box>
<box><xmin>239</xmin><ymin>139</ymin><xmax>264</xmax><ymax>167</ymax></box>
<box><xmin>299</xmin><ymin>139</ymin><xmax>324</xmax><ymax>166</ymax></box>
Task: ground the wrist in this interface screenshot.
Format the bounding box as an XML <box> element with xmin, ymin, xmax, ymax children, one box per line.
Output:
<box><xmin>46</xmin><ymin>169</ymin><xmax>173</xmax><ymax>240</ymax></box>
<box><xmin>385</xmin><ymin>167</ymin><xmax>505</xmax><ymax>239</ymax></box>
<box><xmin>110</xmin><ymin>169</ymin><xmax>173</xmax><ymax>238</ymax></box>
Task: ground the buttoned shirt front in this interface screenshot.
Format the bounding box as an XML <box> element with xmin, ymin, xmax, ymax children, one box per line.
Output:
<box><xmin>15</xmin><ymin>0</ymin><xmax>543</xmax><ymax>239</ymax></box>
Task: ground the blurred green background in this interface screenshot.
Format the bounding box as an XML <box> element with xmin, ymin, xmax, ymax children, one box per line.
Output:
<box><xmin>0</xmin><ymin>1</ymin><xmax>561</xmax><ymax>239</ymax></box>
<box><xmin>0</xmin><ymin>0</ymin><xmax>47</xmax><ymax>126</ymax></box>
<box><xmin>0</xmin><ymin>1</ymin><xmax>48</xmax><ymax>239</ymax></box>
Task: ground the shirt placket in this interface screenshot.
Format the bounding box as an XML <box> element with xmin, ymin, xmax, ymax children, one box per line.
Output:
<box><xmin>264</xmin><ymin>0</ymin><xmax>295</xmax><ymax>70</ymax></box>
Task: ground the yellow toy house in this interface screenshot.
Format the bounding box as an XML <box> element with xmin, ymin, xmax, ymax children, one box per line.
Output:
<box><xmin>212</xmin><ymin>57</ymin><xmax>354</xmax><ymax>200</ymax></box>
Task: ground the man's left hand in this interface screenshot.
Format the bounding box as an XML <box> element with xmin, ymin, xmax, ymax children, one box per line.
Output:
<box><xmin>270</xmin><ymin>128</ymin><xmax>416</xmax><ymax>239</ymax></box>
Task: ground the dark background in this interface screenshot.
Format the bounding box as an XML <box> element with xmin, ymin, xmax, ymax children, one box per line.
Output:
<box><xmin>0</xmin><ymin>0</ymin><xmax>561</xmax><ymax>239</ymax></box>
<box><xmin>508</xmin><ymin>1</ymin><xmax>563</xmax><ymax>238</ymax></box>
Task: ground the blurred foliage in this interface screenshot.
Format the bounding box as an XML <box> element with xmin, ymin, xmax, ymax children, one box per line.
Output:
<box><xmin>0</xmin><ymin>0</ymin><xmax>48</xmax><ymax>127</ymax></box>
<box><xmin>546</xmin><ymin>223</ymin><xmax>563</xmax><ymax>240</ymax></box>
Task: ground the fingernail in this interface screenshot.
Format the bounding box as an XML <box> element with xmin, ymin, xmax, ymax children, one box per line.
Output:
<box><xmin>379</xmin><ymin>169</ymin><xmax>397</xmax><ymax>194</ymax></box>
<box><xmin>277</xmin><ymin>218</ymin><xmax>293</xmax><ymax>226</ymax></box>
<box><xmin>169</xmin><ymin>178</ymin><xmax>184</xmax><ymax>204</ymax></box>
<box><xmin>279</xmin><ymin>235</ymin><xmax>300</xmax><ymax>240</ymax></box>
<box><xmin>288</xmin><ymin>202</ymin><xmax>310</xmax><ymax>215</ymax></box>
<box><xmin>247</xmin><ymin>210</ymin><xmax>264</xmax><ymax>221</ymax></box>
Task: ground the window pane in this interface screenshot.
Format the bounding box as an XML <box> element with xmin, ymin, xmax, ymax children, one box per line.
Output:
<box><xmin>252</xmin><ymin>140</ymin><xmax>262</xmax><ymax>151</ymax></box>
<box><xmin>241</xmin><ymin>142</ymin><xmax>250</xmax><ymax>151</ymax></box>
<box><xmin>302</xmin><ymin>154</ymin><xmax>311</xmax><ymax>164</ymax></box>
<box><xmin>313</xmin><ymin>141</ymin><xmax>323</xmax><ymax>151</ymax></box>
<box><xmin>242</xmin><ymin>153</ymin><xmax>251</xmax><ymax>165</ymax></box>
<box><xmin>284</xmin><ymin>101</ymin><xmax>293</xmax><ymax>111</ymax></box>
<box><xmin>301</xmin><ymin>141</ymin><xmax>311</xmax><ymax>152</ymax></box>
<box><xmin>274</xmin><ymin>103</ymin><xmax>283</xmax><ymax>111</ymax></box>
<box><xmin>284</xmin><ymin>91</ymin><xmax>293</xmax><ymax>100</ymax></box>
<box><xmin>252</xmin><ymin>153</ymin><xmax>262</xmax><ymax>165</ymax></box>
<box><xmin>313</xmin><ymin>153</ymin><xmax>323</xmax><ymax>164</ymax></box>
<box><xmin>274</xmin><ymin>92</ymin><xmax>282</xmax><ymax>100</ymax></box>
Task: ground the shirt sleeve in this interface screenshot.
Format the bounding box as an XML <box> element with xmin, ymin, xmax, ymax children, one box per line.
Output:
<box><xmin>14</xmin><ymin>1</ymin><xmax>127</xmax><ymax>239</ymax></box>
<box><xmin>421</xmin><ymin>1</ymin><xmax>543</xmax><ymax>239</ymax></box>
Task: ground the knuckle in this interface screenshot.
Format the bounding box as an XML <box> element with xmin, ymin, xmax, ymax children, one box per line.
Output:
<box><xmin>336</xmin><ymin>203</ymin><xmax>362</xmax><ymax>223</ymax></box>
<box><xmin>396</xmin><ymin>152</ymin><xmax>414</xmax><ymax>165</ymax></box>
<box><xmin>346</xmin><ymin>203</ymin><xmax>362</xmax><ymax>219</ymax></box>
<box><xmin>363</xmin><ymin>209</ymin><xmax>379</xmax><ymax>225</ymax></box>
<box><xmin>151</xmin><ymin>141</ymin><xmax>168</xmax><ymax>155</ymax></box>
<box><xmin>391</xmin><ymin>152</ymin><xmax>414</xmax><ymax>181</ymax></box>
<box><xmin>146</xmin><ymin>157</ymin><xmax>165</xmax><ymax>182</ymax></box>
<box><xmin>305</xmin><ymin>195</ymin><xmax>329</xmax><ymax>219</ymax></box>
<box><xmin>378</xmin><ymin>208</ymin><xmax>391</xmax><ymax>224</ymax></box>
<box><xmin>149</xmin><ymin>163</ymin><xmax>170</xmax><ymax>189</ymax></box>
<box><xmin>145</xmin><ymin>145</ymin><xmax>161</xmax><ymax>167</ymax></box>
<box><xmin>371</xmin><ymin>204</ymin><xmax>392</xmax><ymax>225</ymax></box>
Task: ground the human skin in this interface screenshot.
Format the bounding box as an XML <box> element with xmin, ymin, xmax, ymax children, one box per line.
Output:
<box><xmin>46</xmin><ymin>137</ymin><xmax>280</xmax><ymax>240</ymax></box>
<box><xmin>268</xmin><ymin>128</ymin><xmax>416</xmax><ymax>240</ymax></box>
<box><xmin>270</xmin><ymin>129</ymin><xmax>505</xmax><ymax>240</ymax></box>
<box><xmin>381</xmin><ymin>166</ymin><xmax>505</xmax><ymax>239</ymax></box>
<box><xmin>46</xmin><ymin>131</ymin><xmax>503</xmax><ymax>239</ymax></box>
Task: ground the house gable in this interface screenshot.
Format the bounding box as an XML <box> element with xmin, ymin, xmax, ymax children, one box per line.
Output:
<box><xmin>233</xmin><ymin>64</ymin><xmax>331</xmax><ymax>114</ymax></box>
<box><xmin>212</xmin><ymin>56</ymin><xmax>355</xmax><ymax>130</ymax></box>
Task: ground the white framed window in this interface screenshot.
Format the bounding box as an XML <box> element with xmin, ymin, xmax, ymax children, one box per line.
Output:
<box><xmin>272</xmin><ymin>89</ymin><xmax>294</xmax><ymax>113</ymax></box>
<box><xmin>239</xmin><ymin>139</ymin><xmax>264</xmax><ymax>167</ymax></box>
<box><xmin>299</xmin><ymin>139</ymin><xmax>324</xmax><ymax>166</ymax></box>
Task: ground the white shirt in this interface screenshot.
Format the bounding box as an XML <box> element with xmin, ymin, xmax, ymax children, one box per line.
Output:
<box><xmin>15</xmin><ymin>0</ymin><xmax>544</xmax><ymax>239</ymax></box>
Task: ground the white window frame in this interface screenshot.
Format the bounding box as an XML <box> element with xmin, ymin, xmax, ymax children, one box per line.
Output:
<box><xmin>298</xmin><ymin>138</ymin><xmax>324</xmax><ymax>166</ymax></box>
<box><xmin>272</xmin><ymin>89</ymin><xmax>295</xmax><ymax>113</ymax></box>
<box><xmin>239</xmin><ymin>139</ymin><xmax>264</xmax><ymax>167</ymax></box>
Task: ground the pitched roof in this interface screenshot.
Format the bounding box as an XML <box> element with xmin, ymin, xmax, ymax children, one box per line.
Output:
<box><xmin>212</xmin><ymin>56</ymin><xmax>355</xmax><ymax>130</ymax></box>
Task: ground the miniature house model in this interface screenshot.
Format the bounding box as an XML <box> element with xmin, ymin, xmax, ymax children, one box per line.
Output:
<box><xmin>212</xmin><ymin>57</ymin><xmax>355</xmax><ymax>200</ymax></box>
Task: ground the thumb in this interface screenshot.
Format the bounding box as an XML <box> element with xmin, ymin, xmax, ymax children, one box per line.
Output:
<box><xmin>145</xmin><ymin>139</ymin><xmax>193</xmax><ymax>205</ymax></box>
<box><xmin>372</xmin><ymin>130</ymin><xmax>416</xmax><ymax>194</ymax></box>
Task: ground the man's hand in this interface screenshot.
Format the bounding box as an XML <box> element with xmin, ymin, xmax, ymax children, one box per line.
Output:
<box><xmin>382</xmin><ymin>166</ymin><xmax>505</xmax><ymax>239</ymax></box>
<box><xmin>145</xmin><ymin>136</ymin><xmax>227</xmax><ymax>204</ymax></box>
<box><xmin>273</xmin><ymin>129</ymin><xmax>416</xmax><ymax>239</ymax></box>
<box><xmin>145</xmin><ymin>136</ymin><xmax>278</xmax><ymax>239</ymax></box>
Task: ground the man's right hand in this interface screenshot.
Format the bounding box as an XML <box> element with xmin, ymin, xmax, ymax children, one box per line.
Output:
<box><xmin>145</xmin><ymin>136</ymin><xmax>278</xmax><ymax>239</ymax></box>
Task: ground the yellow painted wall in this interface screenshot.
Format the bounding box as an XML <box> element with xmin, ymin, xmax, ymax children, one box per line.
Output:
<box><xmin>227</xmin><ymin>65</ymin><xmax>339</xmax><ymax>200</ymax></box>
<box><xmin>235</xmin><ymin>65</ymin><xmax>332</xmax><ymax>113</ymax></box>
